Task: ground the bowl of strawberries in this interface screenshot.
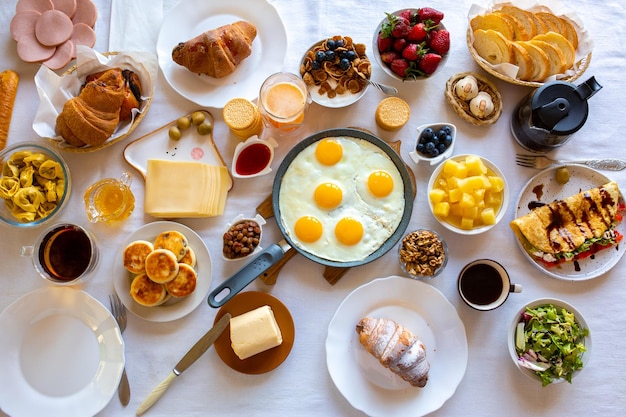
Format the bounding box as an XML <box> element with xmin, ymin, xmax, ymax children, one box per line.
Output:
<box><xmin>373</xmin><ymin>7</ymin><xmax>450</xmax><ymax>81</ymax></box>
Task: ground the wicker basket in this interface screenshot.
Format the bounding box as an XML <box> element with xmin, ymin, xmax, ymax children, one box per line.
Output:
<box><xmin>45</xmin><ymin>52</ymin><xmax>153</xmax><ymax>153</ymax></box>
<box><xmin>466</xmin><ymin>29</ymin><xmax>592</xmax><ymax>88</ymax></box>
<box><xmin>445</xmin><ymin>72</ymin><xmax>502</xmax><ymax>127</ymax></box>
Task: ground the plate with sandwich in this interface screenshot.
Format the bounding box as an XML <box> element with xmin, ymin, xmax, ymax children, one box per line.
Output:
<box><xmin>511</xmin><ymin>165</ymin><xmax>625</xmax><ymax>280</ymax></box>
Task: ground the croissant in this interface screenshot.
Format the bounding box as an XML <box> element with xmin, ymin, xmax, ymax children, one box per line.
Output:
<box><xmin>356</xmin><ymin>317</ymin><xmax>430</xmax><ymax>388</ymax></box>
<box><xmin>84</xmin><ymin>69</ymin><xmax>143</xmax><ymax>122</ymax></box>
<box><xmin>56</xmin><ymin>69</ymin><xmax>125</xmax><ymax>147</ymax></box>
<box><xmin>171</xmin><ymin>21</ymin><xmax>257</xmax><ymax>78</ymax></box>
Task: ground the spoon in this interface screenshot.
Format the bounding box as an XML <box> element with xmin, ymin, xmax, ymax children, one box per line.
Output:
<box><xmin>366</xmin><ymin>79</ymin><xmax>398</xmax><ymax>95</ymax></box>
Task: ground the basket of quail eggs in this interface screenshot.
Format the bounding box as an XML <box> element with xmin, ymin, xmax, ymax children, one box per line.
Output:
<box><xmin>445</xmin><ymin>71</ymin><xmax>502</xmax><ymax>126</ymax></box>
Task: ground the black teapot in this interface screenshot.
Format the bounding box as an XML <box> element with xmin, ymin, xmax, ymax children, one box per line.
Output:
<box><xmin>511</xmin><ymin>76</ymin><xmax>602</xmax><ymax>152</ymax></box>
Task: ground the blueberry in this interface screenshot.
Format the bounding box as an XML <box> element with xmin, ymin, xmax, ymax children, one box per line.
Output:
<box><xmin>437</xmin><ymin>129</ymin><xmax>448</xmax><ymax>141</ymax></box>
<box><xmin>438</xmin><ymin>143</ymin><xmax>447</xmax><ymax>153</ymax></box>
<box><xmin>416</xmin><ymin>143</ymin><xmax>425</xmax><ymax>153</ymax></box>
<box><xmin>339</xmin><ymin>58</ymin><xmax>351</xmax><ymax>70</ymax></box>
<box><xmin>443</xmin><ymin>135</ymin><xmax>453</xmax><ymax>147</ymax></box>
<box><xmin>421</xmin><ymin>127</ymin><xmax>435</xmax><ymax>141</ymax></box>
<box><xmin>425</xmin><ymin>142</ymin><xmax>436</xmax><ymax>152</ymax></box>
<box><xmin>346</xmin><ymin>50</ymin><xmax>357</xmax><ymax>61</ymax></box>
<box><xmin>315</xmin><ymin>51</ymin><xmax>326</xmax><ymax>62</ymax></box>
<box><xmin>311</xmin><ymin>61</ymin><xmax>321</xmax><ymax>70</ymax></box>
<box><xmin>441</xmin><ymin>125</ymin><xmax>452</xmax><ymax>135</ymax></box>
<box><xmin>431</xmin><ymin>136</ymin><xmax>440</xmax><ymax>147</ymax></box>
<box><xmin>325</xmin><ymin>50</ymin><xmax>336</xmax><ymax>61</ymax></box>
<box><xmin>431</xmin><ymin>148</ymin><xmax>440</xmax><ymax>157</ymax></box>
<box><xmin>336</xmin><ymin>39</ymin><xmax>345</xmax><ymax>48</ymax></box>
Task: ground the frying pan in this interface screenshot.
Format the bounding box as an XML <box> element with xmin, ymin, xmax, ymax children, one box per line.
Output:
<box><xmin>208</xmin><ymin>128</ymin><xmax>414</xmax><ymax>308</ymax></box>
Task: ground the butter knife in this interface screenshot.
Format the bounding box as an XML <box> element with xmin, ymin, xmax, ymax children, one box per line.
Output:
<box><xmin>136</xmin><ymin>313</ymin><xmax>231</xmax><ymax>416</ymax></box>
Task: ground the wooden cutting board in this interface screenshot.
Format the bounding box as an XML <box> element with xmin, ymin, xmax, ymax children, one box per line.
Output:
<box><xmin>256</xmin><ymin>139</ymin><xmax>415</xmax><ymax>286</ymax></box>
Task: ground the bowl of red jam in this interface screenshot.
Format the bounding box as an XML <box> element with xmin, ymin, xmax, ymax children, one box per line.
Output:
<box><xmin>231</xmin><ymin>136</ymin><xmax>277</xmax><ymax>178</ymax></box>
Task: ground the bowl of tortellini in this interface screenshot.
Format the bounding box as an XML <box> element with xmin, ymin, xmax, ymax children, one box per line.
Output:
<box><xmin>0</xmin><ymin>142</ymin><xmax>71</xmax><ymax>228</ymax></box>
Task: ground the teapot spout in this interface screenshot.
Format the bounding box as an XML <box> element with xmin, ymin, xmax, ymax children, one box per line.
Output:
<box><xmin>574</xmin><ymin>76</ymin><xmax>602</xmax><ymax>101</ymax></box>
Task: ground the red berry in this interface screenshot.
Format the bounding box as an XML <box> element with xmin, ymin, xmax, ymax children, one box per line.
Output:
<box><xmin>407</xmin><ymin>22</ymin><xmax>428</xmax><ymax>42</ymax></box>
<box><xmin>418</xmin><ymin>53</ymin><xmax>442</xmax><ymax>75</ymax></box>
<box><xmin>380</xmin><ymin>50</ymin><xmax>400</xmax><ymax>64</ymax></box>
<box><xmin>429</xmin><ymin>30</ymin><xmax>450</xmax><ymax>55</ymax></box>
<box><xmin>392</xmin><ymin>37</ymin><xmax>407</xmax><ymax>52</ymax></box>
<box><xmin>390</xmin><ymin>58</ymin><xmax>409</xmax><ymax>77</ymax></box>
<box><xmin>391</xmin><ymin>18</ymin><xmax>410</xmax><ymax>38</ymax></box>
<box><xmin>418</xmin><ymin>7</ymin><xmax>444</xmax><ymax>24</ymax></box>
<box><xmin>399</xmin><ymin>9</ymin><xmax>412</xmax><ymax>22</ymax></box>
<box><xmin>401</xmin><ymin>43</ymin><xmax>420</xmax><ymax>61</ymax></box>
<box><xmin>377</xmin><ymin>32</ymin><xmax>392</xmax><ymax>52</ymax></box>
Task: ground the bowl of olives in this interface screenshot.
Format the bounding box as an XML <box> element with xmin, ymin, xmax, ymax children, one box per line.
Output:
<box><xmin>409</xmin><ymin>122</ymin><xmax>456</xmax><ymax>166</ymax></box>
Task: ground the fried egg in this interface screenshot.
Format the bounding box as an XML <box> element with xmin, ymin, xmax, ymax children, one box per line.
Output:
<box><xmin>279</xmin><ymin>136</ymin><xmax>405</xmax><ymax>262</ymax></box>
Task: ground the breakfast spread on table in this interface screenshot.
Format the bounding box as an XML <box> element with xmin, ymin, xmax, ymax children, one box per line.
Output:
<box><xmin>0</xmin><ymin>0</ymin><xmax>622</xmax><ymax>416</ymax></box>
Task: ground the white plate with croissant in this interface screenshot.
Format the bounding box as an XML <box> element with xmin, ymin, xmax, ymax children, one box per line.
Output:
<box><xmin>326</xmin><ymin>276</ymin><xmax>468</xmax><ymax>417</ymax></box>
<box><xmin>156</xmin><ymin>0</ymin><xmax>287</xmax><ymax>108</ymax></box>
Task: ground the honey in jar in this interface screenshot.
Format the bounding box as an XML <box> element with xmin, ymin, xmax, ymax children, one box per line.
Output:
<box><xmin>84</xmin><ymin>172</ymin><xmax>135</xmax><ymax>223</ymax></box>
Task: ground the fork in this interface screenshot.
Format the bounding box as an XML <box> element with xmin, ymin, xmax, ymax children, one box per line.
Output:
<box><xmin>515</xmin><ymin>154</ymin><xmax>626</xmax><ymax>171</ymax></box>
<box><xmin>109</xmin><ymin>293</ymin><xmax>131</xmax><ymax>406</ymax></box>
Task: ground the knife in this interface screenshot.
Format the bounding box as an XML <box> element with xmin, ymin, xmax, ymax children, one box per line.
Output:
<box><xmin>136</xmin><ymin>313</ymin><xmax>231</xmax><ymax>416</ymax></box>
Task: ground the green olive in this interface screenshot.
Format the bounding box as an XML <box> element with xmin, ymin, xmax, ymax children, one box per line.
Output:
<box><xmin>168</xmin><ymin>126</ymin><xmax>182</xmax><ymax>141</ymax></box>
<box><xmin>176</xmin><ymin>116</ymin><xmax>191</xmax><ymax>130</ymax></box>
<box><xmin>191</xmin><ymin>111</ymin><xmax>206</xmax><ymax>126</ymax></box>
<box><xmin>197</xmin><ymin>120</ymin><xmax>213</xmax><ymax>135</ymax></box>
<box><xmin>555</xmin><ymin>166</ymin><xmax>570</xmax><ymax>184</ymax></box>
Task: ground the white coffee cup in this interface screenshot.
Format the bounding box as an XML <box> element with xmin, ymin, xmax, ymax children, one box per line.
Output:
<box><xmin>458</xmin><ymin>259</ymin><xmax>522</xmax><ymax>311</ymax></box>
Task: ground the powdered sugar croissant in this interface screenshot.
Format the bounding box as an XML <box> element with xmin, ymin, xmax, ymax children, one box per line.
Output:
<box><xmin>172</xmin><ymin>21</ymin><xmax>257</xmax><ymax>78</ymax></box>
<box><xmin>356</xmin><ymin>317</ymin><xmax>430</xmax><ymax>387</ymax></box>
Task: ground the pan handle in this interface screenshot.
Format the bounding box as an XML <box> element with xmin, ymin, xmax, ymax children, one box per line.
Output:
<box><xmin>208</xmin><ymin>240</ymin><xmax>291</xmax><ymax>308</ymax></box>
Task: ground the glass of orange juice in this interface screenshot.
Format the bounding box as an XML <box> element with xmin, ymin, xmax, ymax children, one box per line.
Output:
<box><xmin>259</xmin><ymin>72</ymin><xmax>310</xmax><ymax>134</ymax></box>
<box><xmin>83</xmin><ymin>172</ymin><xmax>135</xmax><ymax>224</ymax></box>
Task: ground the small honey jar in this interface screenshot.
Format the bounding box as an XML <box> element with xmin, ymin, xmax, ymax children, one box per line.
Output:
<box><xmin>84</xmin><ymin>172</ymin><xmax>135</xmax><ymax>224</ymax></box>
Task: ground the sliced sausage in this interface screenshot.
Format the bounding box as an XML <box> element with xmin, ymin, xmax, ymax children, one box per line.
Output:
<box><xmin>10</xmin><ymin>10</ymin><xmax>41</xmax><ymax>42</ymax></box>
<box><xmin>42</xmin><ymin>39</ymin><xmax>75</xmax><ymax>70</ymax></box>
<box><xmin>71</xmin><ymin>0</ymin><xmax>97</xmax><ymax>27</ymax></box>
<box><xmin>16</xmin><ymin>31</ymin><xmax>56</xmax><ymax>62</ymax></box>
<box><xmin>52</xmin><ymin>0</ymin><xmax>77</xmax><ymax>18</ymax></box>
<box><xmin>71</xmin><ymin>22</ymin><xmax>96</xmax><ymax>49</ymax></box>
<box><xmin>35</xmin><ymin>9</ymin><xmax>73</xmax><ymax>46</ymax></box>
<box><xmin>15</xmin><ymin>0</ymin><xmax>54</xmax><ymax>13</ymax></box>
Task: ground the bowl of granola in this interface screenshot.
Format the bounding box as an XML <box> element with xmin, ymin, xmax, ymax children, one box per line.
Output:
<box><xmin>398</xmin><ymin>229</ymin><xmax>447</xmax><ymax>279</ymax></box>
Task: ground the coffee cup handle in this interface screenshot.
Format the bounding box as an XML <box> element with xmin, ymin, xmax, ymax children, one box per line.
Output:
<box><xmin>509</xmin><ymin>283</ymin><xmax>523</xmax><ymax>293</ymax></box>
<box><xmin>20</xmin><ymin>245</ymin><xmax>34</xmax><ymax>257</ymax></box>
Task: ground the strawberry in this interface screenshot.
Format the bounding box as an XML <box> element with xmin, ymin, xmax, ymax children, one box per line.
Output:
<box><xmin>418</xmin><ymin>53</ymin><xmax>442</xmax><ymax>74</ymax></box>
<box><xmin>407</xmin><ymin>22</ymin><xmax>428</xmax><ymax>42</ymax></box>
<box><xmin>418</xmin><ymin>7</ymin><xmax>444</xmax><ymax>24</ymax></box>
<box><xmin>393</xmin><ymin>37</ymin><xmax>407</xmax><ymax>52</ymax></box>
<box><xmin>380</xmin><ymin>50</ymin><xmax>400</xmax><ymax>64</ymax></box>
<box><xmin>429</xmin><ymin>30</ymin><xmax>450</xmax><ymax>55</ymax></box>
<box><xmin>399</xmin><ymin>9</ymin><xmax>413</xmax><ymax>22</ymax></box>
<box><xmin>390</xmin><ymin>58</ymin><xmax>410</xmax><ymax>78</ymax></box>
<box><xmin>377</xmin><ymin>32</ymin><xmax>392</xmax><ymax>52</ymax></box>
<box><xmin>401</xmin><ymin>43</ymin><xmax>421</xmax><ymax>61</ymax></box>
<box><xmin>391</xmin><ymin>18</ymin><xmax>410</xmax><ymax>38</ymax></box>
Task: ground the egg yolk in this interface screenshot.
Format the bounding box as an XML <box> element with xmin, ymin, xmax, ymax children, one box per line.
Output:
<box><xmin>295</xmin><ymin>216</ymin><xmax>323</xmax><ymax>242</ymax></box>
<box><xmin>335</xmin><ymin>217</ymin><xmax>363</xmax><ymax>245</ymax></box>
<box><xmin>314</xmin><ymin>182</ymin><xmax>343</xmax><ymax>209</ymax></box>
<box><xmin>315</xmin><ymin>139</ymin><xmax>343</xmax><ymax>165</ymax></box>
<box><xmin>367</xmin><ymin>170</ymin><xmax>394</xmax><ymax>197</ymax></box>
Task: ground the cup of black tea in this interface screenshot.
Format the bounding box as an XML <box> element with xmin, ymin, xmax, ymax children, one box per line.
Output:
<box><xmin>21</xmin><ymin>223</ymin><xmax>99</xmax><ymax>285</ymax></box>
<box><xmin>458</xmin><ymin>259</ymin><xmax>522</xmax><ymax>311</ymax></box>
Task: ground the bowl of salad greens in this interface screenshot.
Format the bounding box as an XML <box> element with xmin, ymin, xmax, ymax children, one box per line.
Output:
<box><xmin>507</xmin><ymin>298</ymin><xmax>591</xmax><ymax>386</ymax></box>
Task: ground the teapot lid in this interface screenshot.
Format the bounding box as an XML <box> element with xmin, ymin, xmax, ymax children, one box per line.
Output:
<box><xmin>532</xmin><ymin>76</ymin><xmax>602</xmax><ymax>135</ymax></box>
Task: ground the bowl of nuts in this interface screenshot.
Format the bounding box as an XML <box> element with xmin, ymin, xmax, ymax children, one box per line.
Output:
<box><xmin>222</xmin><ymin>214</ymin><xmax>265</xmax><ymax>261</ymax></box>
<box><xmin>398</xmin><ymin>229</ymin><xmax>448</xmax><ymax>279</ymax></box>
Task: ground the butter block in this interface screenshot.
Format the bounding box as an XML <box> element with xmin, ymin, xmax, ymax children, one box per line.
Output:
<box><xmin>230</xmin><ymin>305</ymin><xmax>283</xmax><ymax>360</ymax></box>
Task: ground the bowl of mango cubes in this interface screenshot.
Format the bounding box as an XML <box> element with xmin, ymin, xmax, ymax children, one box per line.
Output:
<box><xmin>427</xmin><ymin>154</ymin><xmax>508</xmax><ymax>235</ymax></box>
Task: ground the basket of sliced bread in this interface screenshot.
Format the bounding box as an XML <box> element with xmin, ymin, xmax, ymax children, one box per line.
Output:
<box><xmin>445</xmin><ymin>72</ymin><xmax>502</xmax><ymax>126</ymax></box>
<box><xmin>467</xmin><ymin>2</ymin><xmax>591</xmax><ymax>87</ymax></box>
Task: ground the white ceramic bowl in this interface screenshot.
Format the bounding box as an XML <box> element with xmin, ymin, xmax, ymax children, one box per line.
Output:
<box><xmin>409</xmin><ymin>122</ymin><xmax>456</xmax><ymax>166</ymax></box>
<box><xmin>373</xmin><ymin>9</ymin><xmax>449</xmax><ymax>81</ymax></box>
<box><xmin>507</xmin><ymin>298</ymin><xmax>591</xmax><ymax>385</ymax></box>
<box><xmin>0</xmin><ymin>142</ymin><xmax>71</xmax><ymax>228</ymax></box>
<box><xmin>222</xmin><ymin>213</ymin><xmax>266</xmax><ymax>261</ymax></box>
<box><xmin>427</xmin><ymin>154</ymin><xmax>508</xmax><ymax>235</ymax></box>
<box><xmin>231</xmin><ymin>136</ymin><xmax>278</xmax><ymax>179</ymax></box>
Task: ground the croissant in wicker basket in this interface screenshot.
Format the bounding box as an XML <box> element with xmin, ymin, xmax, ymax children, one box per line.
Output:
<box><xmin>444</xmin><ymin>71</ymin><xmax>502</xmax><ymax>127</ymax></box>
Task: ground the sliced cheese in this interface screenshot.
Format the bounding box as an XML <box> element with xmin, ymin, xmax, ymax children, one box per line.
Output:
<box><xmin>230</xmin><ymin>305</ymin><xmax>283</xmax><ymax>360</ymax></box>
<box><xmin>144</xmin><ymin>160</ymin><xmax>229</xmax><ymax>218</ymax></box>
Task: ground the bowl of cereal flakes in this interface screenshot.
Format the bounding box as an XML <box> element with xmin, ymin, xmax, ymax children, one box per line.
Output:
<box><xmin>398</xmin><ymin>229</ymin><xmax>448</xmax><ymax>279</ymax></box>
<box><xmin>299</xmin><ymin>35</ymin><xmax>372</xmax><ymax>108</ymax></box>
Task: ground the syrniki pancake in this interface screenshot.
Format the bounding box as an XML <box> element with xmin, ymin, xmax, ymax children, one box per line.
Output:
<box><xmin>154</xmin><ymin>230</ymin><xmax>189</xmax><ymax>261</ymax></box>
<box><xmin>179</xmin><ymin>246</ymin><xmax>197</xmax><ymax>268</ymax></box>
<box><xmin>165</xmin><ymin>263</ymin><xmax>197</xmax><ymax>297</ymax></box>
<box><xmin>130</xmin><ymin>273</ymin><xmax>169</xmax><ymax>307</ymax></box>
<box><xmin>145</xmin><ymin>248</ymin><xmax>179</xmax><ymax>283</ymax></box>
<box><xmin>122</xmin><ymin>240</ymin><xmax>154</xmax><ymax>274</ymax></box>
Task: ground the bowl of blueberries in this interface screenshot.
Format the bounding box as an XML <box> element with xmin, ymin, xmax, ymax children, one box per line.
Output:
<box><xmin>409</xmin><ymin>122</ymin><xmax>456</xmax><ymax>166</ymax></box>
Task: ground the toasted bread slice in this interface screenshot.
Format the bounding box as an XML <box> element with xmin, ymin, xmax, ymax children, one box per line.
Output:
<box><xmin>535</xmin><ymin>12</ymin><xmax>562</xmax><ymax>34</ymax></box>
<box><xmin>123</xmin><ymin>240</ymin><xmax>154</xmax><ymax>274</ymax></box>
<box><xmin>153</xmin><ymin>230</ymin><xmax>189</xmax><ymax>261</ymax></box>
<box><xmin>145</xmin><ymin>248</ymin><xmax>180</xmax><ymax>284</ymax></box>
<box><xmin>165</xmin><ymin>263</ymin><xmax>198</xmax><ymax>298</ymax></box>
<box><xmin>473</xmin><ymin>29</ymin><xmax>513</xmax><ymax>65</ymax></box>
<box><xmin>510</xmin><ymin>41</ymin><xmax>534</xmax><ymax>80</ymax></box>
<box><xmin>499</xmin><ymin>5</ymin><xmax>537</xmax><ymax>38</ymax></box>
<box><xmin>470</xmin><ymin>13</ymin><xmax>515</xmax><ymax>40</ymax></box>
<box><xmin>533</xmin><ymin>32</ymin><xmax>575</xmax><ymax>69</ymax></box>
<box><xmin>495</xmin><ymin>12</ymin><xmax>529</xmax><ymax>41</ymax></box>
<box><xmin>530</xmin><ymin>40</ymin><xmax>567</xmax><ymax>76</ymax></box>
<box><xmin>528</xmin><ymin>12</ymin><xmax>548</xmax><ymax>35</ymax></box>
<box><xmin>558</xmin><ymin>17</ymin><xmax>579</xmax><ymax>49</ymax></box>
<box><xmin>130</xmin><ymin>273</ymin><xmax>169</xmax><ymax>307</ymax></box>
<box><xmin>517</xmin><ymin>41</ymin><xmax>550</xmax><ymax>82</ymax></box>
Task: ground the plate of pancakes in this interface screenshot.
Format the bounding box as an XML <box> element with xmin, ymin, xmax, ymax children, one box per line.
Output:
<box><xmin>113</xmin><ymin>221</ymin><xmax>212</xmax><ymax>322</ymax></box>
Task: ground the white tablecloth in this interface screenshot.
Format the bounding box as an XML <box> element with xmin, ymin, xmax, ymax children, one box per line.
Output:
<box><xmin>1</xmin><ymin>0</ymin><xmax>625</xmax><ymax>416</ymax></box>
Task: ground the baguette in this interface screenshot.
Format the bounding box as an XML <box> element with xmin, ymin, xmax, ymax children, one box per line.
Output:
<box><xmin>0</xmin><ymin>70</ymin><xmax>19</xmax><ymax>150</ymax></box>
